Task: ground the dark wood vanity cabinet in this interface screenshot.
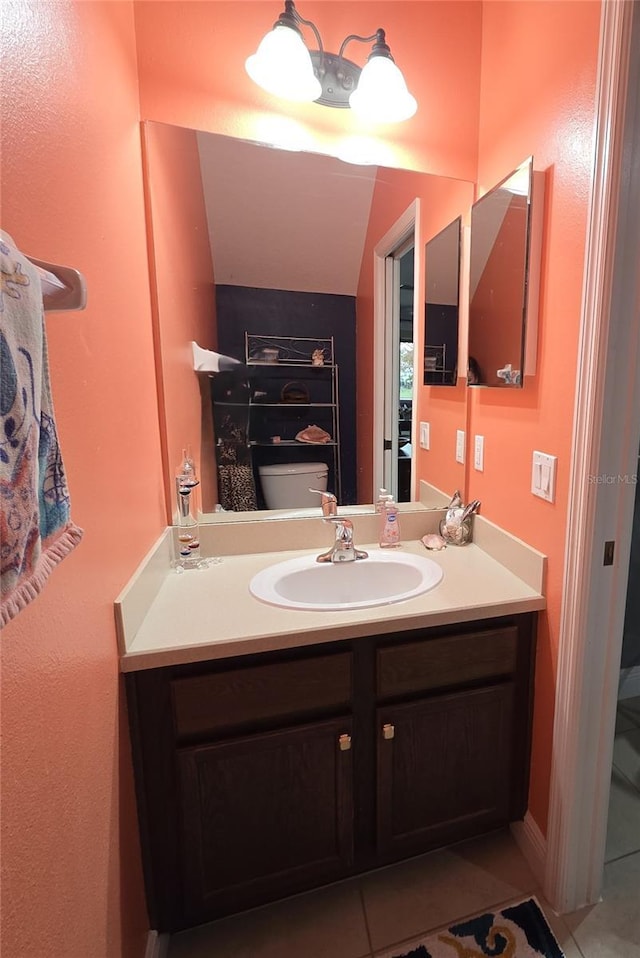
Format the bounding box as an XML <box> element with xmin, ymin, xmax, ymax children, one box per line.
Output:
<box><xmin>376</xmin><ymin>684</ymin><xmax>516</xmax><ymax>858</ymax></box>
<box><xmin>177</xmin><ymin>717</ymin><xmax>354</xmax><ymax>924</ymax></box>
<box><xmin>126</xmin><ymin>614</ymin><xmax>536</xmax><ymax>933</ymax></box>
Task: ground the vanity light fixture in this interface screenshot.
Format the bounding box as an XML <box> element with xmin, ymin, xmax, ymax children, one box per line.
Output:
<box><xmin>245</xmin><ymin>1</ymin><xmax>417</xmax><ymax>124</ymax></box>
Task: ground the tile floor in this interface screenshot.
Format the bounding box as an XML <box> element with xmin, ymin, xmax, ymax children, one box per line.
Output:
<box><xmin>169</xmin><ymin>696</ymin><xmax>640</xmax><ymax>958</ymax></box>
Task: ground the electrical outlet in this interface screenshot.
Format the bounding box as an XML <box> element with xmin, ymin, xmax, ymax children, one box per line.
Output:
<box><xmin>531</xmin><ymin>451</ymin><xmax>557</xmax><ymax>502</ymax></box>
<box><xmin>456</xmin><ymin>429</ymin><xmax>465</xmax><ymax>464</ymax></box>
<box><xmin>474</xmin><ymin>435</ymin><xmax>484</xmax><ymax>471</ymax></box>
<box><xmin>419</xmin><ymin>422</ymin><xmax>430</xmax><ymax>450</ymax></box>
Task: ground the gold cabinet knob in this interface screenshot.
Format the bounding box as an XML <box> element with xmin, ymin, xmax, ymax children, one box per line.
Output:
<box><xmin>382</xmin><ymin>723</ymin><xmax>395</xmax><ymax>740</ymax></box>
<box><xmin>338</xmin><ymin>733</ymin><xmax>352</xmax><ymax>751</ymax></box>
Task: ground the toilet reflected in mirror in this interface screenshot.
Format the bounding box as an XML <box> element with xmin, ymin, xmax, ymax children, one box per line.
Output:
<box><xmin>258</xmin><ymin>462</ymin><xmax>328</xmax><ymax>511</ymax></box>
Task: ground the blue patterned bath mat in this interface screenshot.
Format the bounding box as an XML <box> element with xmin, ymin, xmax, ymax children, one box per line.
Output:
<box><xmin>391</xmin><ymin>898</ymin><xmax>564</xmax><ymax>957</ymax></box>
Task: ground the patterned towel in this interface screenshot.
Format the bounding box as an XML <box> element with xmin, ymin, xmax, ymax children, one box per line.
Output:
<box><xmin>0</xmin><ymin>231</ymin><xmax>83</xmax><ymax>626</ymax></box>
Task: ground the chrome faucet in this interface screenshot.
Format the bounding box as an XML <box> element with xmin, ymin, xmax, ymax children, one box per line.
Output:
<box><xmin>310</xmin><ymin>489</ymin><xmax>368</xmax><ymax>563</ymax></box>
<box><xmin>310</xmin><ymin>489</ymin><xmax>338</xmax><ymax>518</ymax></box>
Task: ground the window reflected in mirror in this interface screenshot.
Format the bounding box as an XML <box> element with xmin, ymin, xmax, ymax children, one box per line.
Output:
<box><xmin>424</xmin><ymin>217</ymin><xmax>461</xmax><ymax>387</ymax></box>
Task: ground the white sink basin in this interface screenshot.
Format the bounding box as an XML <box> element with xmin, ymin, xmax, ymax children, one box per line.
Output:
<box><xmin>249</xmin><ymin>550</ymin><xmax>444</xmax><ymax>611</ymax></box>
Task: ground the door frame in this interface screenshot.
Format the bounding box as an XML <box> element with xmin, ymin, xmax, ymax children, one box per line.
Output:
<box><xmin>544</xmin><ymin>0</ymin><xmax>640</xmax><ymax>913</ymax></box>
<box><xmin>373</xmin><ymin>201</ymin><xmax>420</xmax><ymax>499</ymax></box>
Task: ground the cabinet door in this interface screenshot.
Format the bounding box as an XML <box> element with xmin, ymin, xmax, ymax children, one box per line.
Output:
<box><xmin>377</xmin><ymin>684</ymin><xmax>515</xmax><ymax>859</ymax></box>
<box><xmin>177</xmin><ymin>716</ymin><xmax>354</xmax><ymax>923</ymax></box>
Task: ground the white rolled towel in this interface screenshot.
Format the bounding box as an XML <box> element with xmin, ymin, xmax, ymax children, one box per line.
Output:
<box><xmin>192</xmin><ymin>342</ymin><xmax>245</xmax><ymax>374</ymax></box>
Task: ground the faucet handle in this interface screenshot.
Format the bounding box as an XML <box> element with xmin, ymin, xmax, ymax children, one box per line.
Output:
<box><xmin>325</xmin><ymin>517</ymin><xmax>368</xmax><ymax>560</ymax></box>
<box><xmin>309</xmin><ymin>488</ymin><xmax>338</xmax><ymax>518</ymax></box>
<box><xmin>327</xmin><ymin>517</ymin><xmax>353</xmax><ymax>536</ymax></box>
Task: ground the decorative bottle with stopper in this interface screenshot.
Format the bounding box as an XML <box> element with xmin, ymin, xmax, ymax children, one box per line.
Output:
<box><xmin>175</xmin><ymin>448</ymin><xmax>204</xmax><ymax>570</ymax></box>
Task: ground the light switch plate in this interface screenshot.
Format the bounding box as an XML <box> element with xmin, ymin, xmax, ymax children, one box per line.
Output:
<box><xmin>474</xmin><ymin>435</ymin><xmax>484</xmax><ymax>471</ymax></box>
<box><xmin>419</xmin><ymin>422</ymin><xmax>430</xmax><ymax>450</ymax></box>
<box><xmin>456</xmin><ymin>429</ymin><xmax>465</xmax><ymax>464</ymax></box>
<box><xmin>532</xmin><ymin>450</ymin><xmax>557</xmax><ymax>502</ymax></box>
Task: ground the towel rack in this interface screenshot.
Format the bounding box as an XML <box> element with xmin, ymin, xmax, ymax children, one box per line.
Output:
<box><xmin>27</xmin><ymin>256</ymin><xmax>87</xmax><ymax>312</ymax></box>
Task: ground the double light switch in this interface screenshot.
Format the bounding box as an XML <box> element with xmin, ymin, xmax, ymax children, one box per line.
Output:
<box><xmin>532</xmin><ymin>451</ymin><xmax>557</xmax><ymax>502</ymax></box>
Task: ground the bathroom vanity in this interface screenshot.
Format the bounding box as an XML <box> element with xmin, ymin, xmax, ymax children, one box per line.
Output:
<box><xmin>118</xmin><ymin>514</ymin><xmax>545</xmax><ymax>934</ymax></box>
<box><xmin>126</xmin><ymin>613</ymin><xmax>535</xmax><ymax>932</ymax></box>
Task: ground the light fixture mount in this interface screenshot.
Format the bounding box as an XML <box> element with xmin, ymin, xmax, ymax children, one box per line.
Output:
<box><xmin>309</xmin><ymin>51</ymin><xmax>361</xmax><ymax>109</ymax></box>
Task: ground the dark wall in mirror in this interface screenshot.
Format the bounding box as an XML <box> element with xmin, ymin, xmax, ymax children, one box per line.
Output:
<box><xmin>216</xmin><ymin>285</ymin><xmax>357</xmax><ymax>505</ymax></box>
<box><xmin>468</xmin><ymin>159</ymin><xmax>533</xmax><ymax>387</ymax></box>
<box><xmin>424</xmin><ymin>217</ymin><xmax>461</xmax><ymax>386</ymax></box>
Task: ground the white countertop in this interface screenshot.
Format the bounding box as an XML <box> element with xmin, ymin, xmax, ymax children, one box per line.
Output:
<box><xmin>118</xmin><ymin>536</ymin><xmax>546</xmax><ymax>672</ymax></box>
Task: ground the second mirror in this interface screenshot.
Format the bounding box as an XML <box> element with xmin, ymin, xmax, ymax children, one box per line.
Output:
<box><xmin>424</xmin><ymin>217</ymin><xmax>461</xmax><ymax>387</ymax></box>
<box><xmin>468</xmin><ymin>157</ymin><xmax>538</xmax><ymax>388</ymax></box>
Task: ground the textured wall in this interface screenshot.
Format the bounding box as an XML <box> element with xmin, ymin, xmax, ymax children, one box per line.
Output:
<box><xmin>468</xmin><ymin>0</ymin><xmax>601</xmax><ymax>832</ymax></box>
<box><xmin>0</xmin><ymin>2</ymin><xmax>164</xmax><ymax>956</ymax></box>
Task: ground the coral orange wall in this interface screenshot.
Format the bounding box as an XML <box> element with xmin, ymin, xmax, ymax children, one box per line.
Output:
<box><xmin>133</xmin><ymin>1</ymin><xmax>481</xmax><ymax>180</ymax></box>
<box><xmin>1</xmin><ymin>2</ymin><xmax>163</xmax><ymax>956</ymax></box>
<box><xmin>356</xmin><ymin>170</ymin><xmax>474</xmax><ymax>501</ymax></box>
<box><xmin>141</xmin><ymin>122</ymin><xmax>217</xmax><ymax>517</ymax></box>
<box><xmin>468</xmin><ymin>0</ymin><xmax>601</xmax><ymax>833</ymax></box>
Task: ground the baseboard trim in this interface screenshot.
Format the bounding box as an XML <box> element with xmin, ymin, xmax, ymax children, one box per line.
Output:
<box><xmin>511</xmin><ymin>812</ymin><xmax>547</xmax><ymax>887</ymax></box>
<box><xmin>144</xmin><ymin>930</ymin><xmax>170</xmax><ymax>958</ymax></box>
<box><xmin>619</xmin><ymin>664</ymin><xmax>640</xmax><ymax>699</ymax></box>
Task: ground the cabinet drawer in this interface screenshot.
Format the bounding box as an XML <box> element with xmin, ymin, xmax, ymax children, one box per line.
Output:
<box><xmin>377</xmin><ymin>626</ymin><xmax>518</xmax><ymax>698</ymax></box>
<box><xmin>171</xmin><ymin>652</ymin><xmax>352</xmax><ymax>737</ymax></box>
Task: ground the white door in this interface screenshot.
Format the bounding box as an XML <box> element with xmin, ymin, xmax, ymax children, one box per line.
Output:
<box><xmin>373</xmin><ymin>202</ymin><xmax>419</xmax><ymax>502</ymax></box>
<box><xmin>382</xmin><ymin>237</ymin><xmax>415</xmax><ymax>500</ymax></box>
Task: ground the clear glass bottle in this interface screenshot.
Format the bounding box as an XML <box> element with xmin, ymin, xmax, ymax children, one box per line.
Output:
<box><xmin>175</xmin><ymin>448</ymin><xmax>202</xmax><ymax>569</ymax></box>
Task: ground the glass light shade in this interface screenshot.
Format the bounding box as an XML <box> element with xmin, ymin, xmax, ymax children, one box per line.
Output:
<box><xmin>349</xmin><ymin>56</ymin><xmax>417</xmax><ymax>123</ymax></box>
<box><xmin>245</xmin><ymin>24</ymin><xmax>322</xmax><ymax>103</ymax></box>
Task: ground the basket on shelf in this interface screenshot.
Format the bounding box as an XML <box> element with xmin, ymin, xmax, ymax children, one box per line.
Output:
<box><xmin>280</xmin><ymin>381</ymin><xmax>310</xmax><ymax>403</ymax></box>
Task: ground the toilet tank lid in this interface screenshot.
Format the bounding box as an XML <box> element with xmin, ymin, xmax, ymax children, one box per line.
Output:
<box><xmin>258</xmin><ymin>462</ymin><xmax>328</xmax><ymax>477</ymax></box>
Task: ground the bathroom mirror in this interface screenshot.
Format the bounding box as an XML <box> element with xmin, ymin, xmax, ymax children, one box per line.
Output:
<box><xmin>143</xmin><ymin>121</ymin><xmax>474</xmax><ymax>520</ymax></box>
<box><xmin>424</xmin><ymin>217</ymin><xmax>461</xmax><ymax>386</ymax></box>
<box><xmin>468</xmin><ymin>158</ymin><xmax>536</xmax><ymax>387</ymax></box>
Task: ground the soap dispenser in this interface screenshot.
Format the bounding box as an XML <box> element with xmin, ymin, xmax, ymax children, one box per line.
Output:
<box><xmin>379</xmin><ymin>496</ymin><xmax>401</xmax><ymax>548</ymax></box>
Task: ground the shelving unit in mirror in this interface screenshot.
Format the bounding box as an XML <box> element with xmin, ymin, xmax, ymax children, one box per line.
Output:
<box><xmin>210</xmin><ymin>335</ymin><xmax>342</xmax><ymax>510</ymax></box>
<box><xmin>424</xmin><ymin>343</ymin><xmax>453</xmax><ymax>385</ymax></box>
